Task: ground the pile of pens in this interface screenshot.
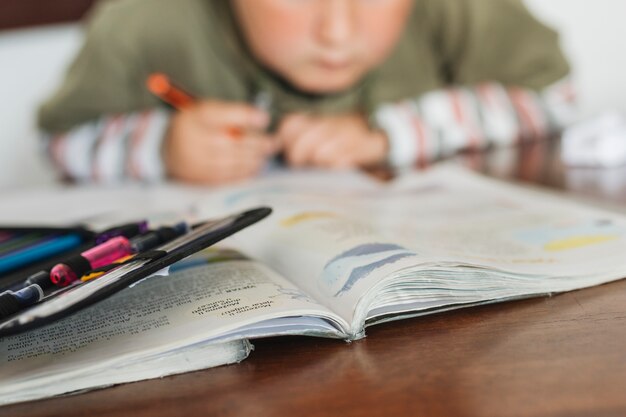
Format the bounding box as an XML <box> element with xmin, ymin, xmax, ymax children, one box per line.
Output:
<box><xmin>0</xmin><ymin>221</ymin><xmax>189</xmax><ymax>321</ymax></box>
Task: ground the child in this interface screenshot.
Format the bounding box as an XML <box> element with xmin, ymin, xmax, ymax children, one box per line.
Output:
<box><xmin>39</xmin><ymin>0</ymin><xmax>574</xmax><ymax>184</ymax></box>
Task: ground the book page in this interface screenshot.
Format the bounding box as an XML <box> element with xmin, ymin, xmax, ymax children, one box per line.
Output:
<box><xmin>0</xmin><ymin>340</ymin><xmax>250</xmax><ymax>406</ymax></box>
<box><xmin>196</xmin><ymin>165</ymin><xmax>626</xmax><ymax>332</ymax></box>
<box><xmin>0</xmin><ymin>250</ymin><xmax>345</xmax><ymax>404</ymax></box>
<box><xmin>196</xmin><ymin>173</ymin><xmax>427</xmax><ymax>333</ymax></box>
<box><xmin>375</xmin><ymin>165</ymin><xmax>626</xmax><ymax>280</ymax></box>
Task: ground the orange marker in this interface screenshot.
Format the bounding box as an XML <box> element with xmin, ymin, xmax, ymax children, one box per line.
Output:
<box><xmin>146</xmin><ymin>73</ymin><xmax>243</xmax><ymax>139</ymax></box>
<box><xmin>146</xmin><ymin>73</ymin><xmax>195</xmax><ymax>109</ymax></box>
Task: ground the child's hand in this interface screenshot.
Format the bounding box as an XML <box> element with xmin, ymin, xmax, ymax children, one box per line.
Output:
<box><xmin>164</xmin><ymin>101</ymin><xmax>276</xmax><ymax>184</ymax></box>
<box><xmin>278</xmin><ymin>113</ymin><xmax>388</xmax><ymax>169</ymax></box>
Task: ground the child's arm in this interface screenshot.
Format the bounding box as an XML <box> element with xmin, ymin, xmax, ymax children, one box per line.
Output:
<box><xmin>373</xmin><ymin>79</ymin><xmax>575</xmax><ymax>168</ymax></box>
<box><xmin>279</xmin><ymin>0</ymin><xmax>575</xmax><ymax>169</ymax></box>
<box><xmin>44</xmin><ymin>111</ymin><xmax>169</xmax><ymax>183</ymax></box>
<box><xmin>374</xmin><ymin>0</ymin><xmax>575</xmax><ymax>168</ymax></box>
<box><xmin>38</xmin><ymin>1</ymin><xmax>166</xmax><ymax>183</ymax></box>
<box><xmin>45</xmin><ymin>102</ymin><xmax>273</xmax><ymax>184</ymax></box>
<box><xmin>38</xmin><ymin>1</ymin><xmax>274</xmax><ymax>184</ymax></box>
<box><xmin>278</xmin><ymin>79</ymin><xmax>574</xmax><ymax>170</ymax></box>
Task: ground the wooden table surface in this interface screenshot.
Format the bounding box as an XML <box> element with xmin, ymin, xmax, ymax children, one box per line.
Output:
<box><xmin>3</xmin><ymin>139</ymin><xmax>626</xmax><ymax>417</ymax></box>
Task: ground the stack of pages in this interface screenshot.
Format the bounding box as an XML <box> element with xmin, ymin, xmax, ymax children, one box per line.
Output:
<box><xmin>2</xmin><ymin>165</ymin><xmax>626</xmax><ymax>405</ymax></box>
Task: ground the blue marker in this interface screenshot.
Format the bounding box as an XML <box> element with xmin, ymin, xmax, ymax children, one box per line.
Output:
<box><xmin>0</xmin><ymin>234</ymin><xmax>83</xmax><ymax>275</ymax></box>
<box><xmin>0</xmin><ymin>284</ymin><xmax>44</xmax><ymax>319</ymax></box>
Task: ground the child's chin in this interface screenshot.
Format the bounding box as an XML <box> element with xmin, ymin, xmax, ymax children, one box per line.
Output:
<box><xmin>292</xmin><ymin>76</ymin><xmax>361</xmax><ymax>96</ymax></box>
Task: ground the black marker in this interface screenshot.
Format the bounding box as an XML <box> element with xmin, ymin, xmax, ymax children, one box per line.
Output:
<box><xmin>130</xmin><ymin>222</ymin><xmax>188</xmax><ymax>253</ymax></box>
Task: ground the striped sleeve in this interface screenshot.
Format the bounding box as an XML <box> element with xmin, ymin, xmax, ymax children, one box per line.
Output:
<box><xmin>374</xmin><ymin>78</ymin><xmax>577</xmax><ymax>169</ymax></box>
<box><xmin>43</xmin><ymin>109</ymin><xmax>171</xmax><ymax>183</ymax></box>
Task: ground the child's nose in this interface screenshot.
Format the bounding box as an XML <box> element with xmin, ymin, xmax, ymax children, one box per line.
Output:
<box><xmin>318</xmin><ymin>0</ymin><xmax>356</xmax><ymax>47</ymax></box>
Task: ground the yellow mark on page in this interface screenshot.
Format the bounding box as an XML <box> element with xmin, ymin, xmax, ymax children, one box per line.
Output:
<box><xmin>280</xmin><ymin>212</ymin><xmax>337</xmax><ymax>228</ymax></box>
<box><xmin>544</xmin><ymin>235</ymin><xmax>618</xmax><ymax>252</ymax></box>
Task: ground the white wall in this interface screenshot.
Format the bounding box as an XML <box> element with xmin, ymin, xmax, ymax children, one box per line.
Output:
<box><xmin>0</xmin><ymin>2</ymin><xmax>625</xmax><ymax>189</ymax></box>
<box><xmin>0</xmin><ymin>24</ymin><xmax>84</xmax><ymax>190</ymax></box>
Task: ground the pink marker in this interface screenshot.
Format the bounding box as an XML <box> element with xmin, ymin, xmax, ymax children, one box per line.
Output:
<box><xmin>50</xmin><ymin>236</ymin><xmax>133</xmax><ymax>287</ymax></box>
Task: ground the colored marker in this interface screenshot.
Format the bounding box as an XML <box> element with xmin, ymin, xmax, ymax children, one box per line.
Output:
<box><xmin>146</xmin><ymin>73</ymin><xmax>244</xmax><ymax>139</ymax></box>
<box><xmin>146</xmin><ymin>73</ymin><xmax>196</xmax><ymax>109</ymax></box>
<box><xmin>50</xmin><ymin>236</ymin><xmax>134</xmax><ymax>287</ymax></box>
<box><xmin>95</xmin><ymin>220</ymin><xmax>149</xmax><ymax>245</ymax></box>
<box><xmin>0</xmin><ymin>284</ymin><xmax>44</xmax><ymax>319</ymax></box>
<box><xmin>0</xmin><ymin>234</ymin><xmax>83</xmax><ymax>275</ymax></box>
<box><xmin>81</xmin><ymin>255</ymin><xmax>135</xmax><ymax>282</ymax></box>
<box><xmin>129</xmin><ymin>222</ymin><xmax>188</xmax><ymax>253</ymax></box>
<box><xmin>80</xmin><ymin>223</ymin><xmax>189</xmax><ymax>282</ymax></box>
<box><xmin>24</xmin><ymin>270</ymin><xmax>54</xmax><ymax>291</ymax></box>
<box><xmin>0</xmin><ymin>233</ymin><xmax>44</xmax><ymax>255</ymax></box>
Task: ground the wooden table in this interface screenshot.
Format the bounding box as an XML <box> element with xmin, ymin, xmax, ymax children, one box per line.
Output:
<box><xmin>3</xmin><ymin>140</ymin><xmax>626</xmax><ymax>417</ymax></box>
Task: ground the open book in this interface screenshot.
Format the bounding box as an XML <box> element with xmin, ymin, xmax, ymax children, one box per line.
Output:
<box><xmin>3</xmin><ymin>165</ymin><xmax>626</xmax><ymax>405</ymax></box>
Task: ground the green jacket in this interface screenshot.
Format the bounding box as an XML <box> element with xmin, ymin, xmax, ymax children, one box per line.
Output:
<box><xmin>39</xmin><ymin>0</ymin><xmax>569</xmax><ymax>133</ymax></box>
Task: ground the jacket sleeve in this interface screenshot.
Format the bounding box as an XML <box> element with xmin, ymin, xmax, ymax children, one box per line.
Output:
<box><xmin>374</xmin><ymin>80</ymin><xmax>576</xmax><ymax>168</ymax></box>
<box><xmin>373</xmin><ymin>0</ymin><xmax>574</xmax><ymax>168</ymax></box>
<box><xmin>37</xmin><ymin>2</ymin><xmax>174</xmax><ymax>183</ymax></box>
<box><xmin>44</xmin><ymin>110</ymin><xmax>170</xmax><ymax>183</ymax></box>
<box><xmin>38</xmin><ymin>2</ymin><xmax>154</xmax><ymax>134</ymax></box>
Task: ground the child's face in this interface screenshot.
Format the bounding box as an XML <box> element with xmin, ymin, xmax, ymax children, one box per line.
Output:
<box><xmin>232</xmin><ymin>0</ymin><xmax>414</xmax><ymax>94</ymax></box>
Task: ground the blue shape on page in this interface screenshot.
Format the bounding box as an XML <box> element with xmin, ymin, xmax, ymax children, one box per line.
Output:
<box><xmin>320</xmin><ymin>243</ymin><xmax>415</xmax><ymax>297</ymax></box>
<box><xmin>333</xmin><ymin>253</ymin><xmax>413</xmax><ymax>297</ymax></box>
<box><xmin>325</xmin><ymin>243</ymin><xmax>407</xmax><ymax>265</ymax></box>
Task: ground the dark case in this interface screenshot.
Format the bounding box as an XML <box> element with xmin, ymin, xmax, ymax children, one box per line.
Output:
<box><xmin>0</xmin><ymin>207</ymin><xmax>271</xmax><ymax>337</ymax></box>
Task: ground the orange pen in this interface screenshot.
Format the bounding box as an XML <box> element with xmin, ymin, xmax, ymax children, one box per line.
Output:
<box><xmin>146</xmin><ymin>72</ymin><xmax>243</xmax><ymax>139</ymax></box>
